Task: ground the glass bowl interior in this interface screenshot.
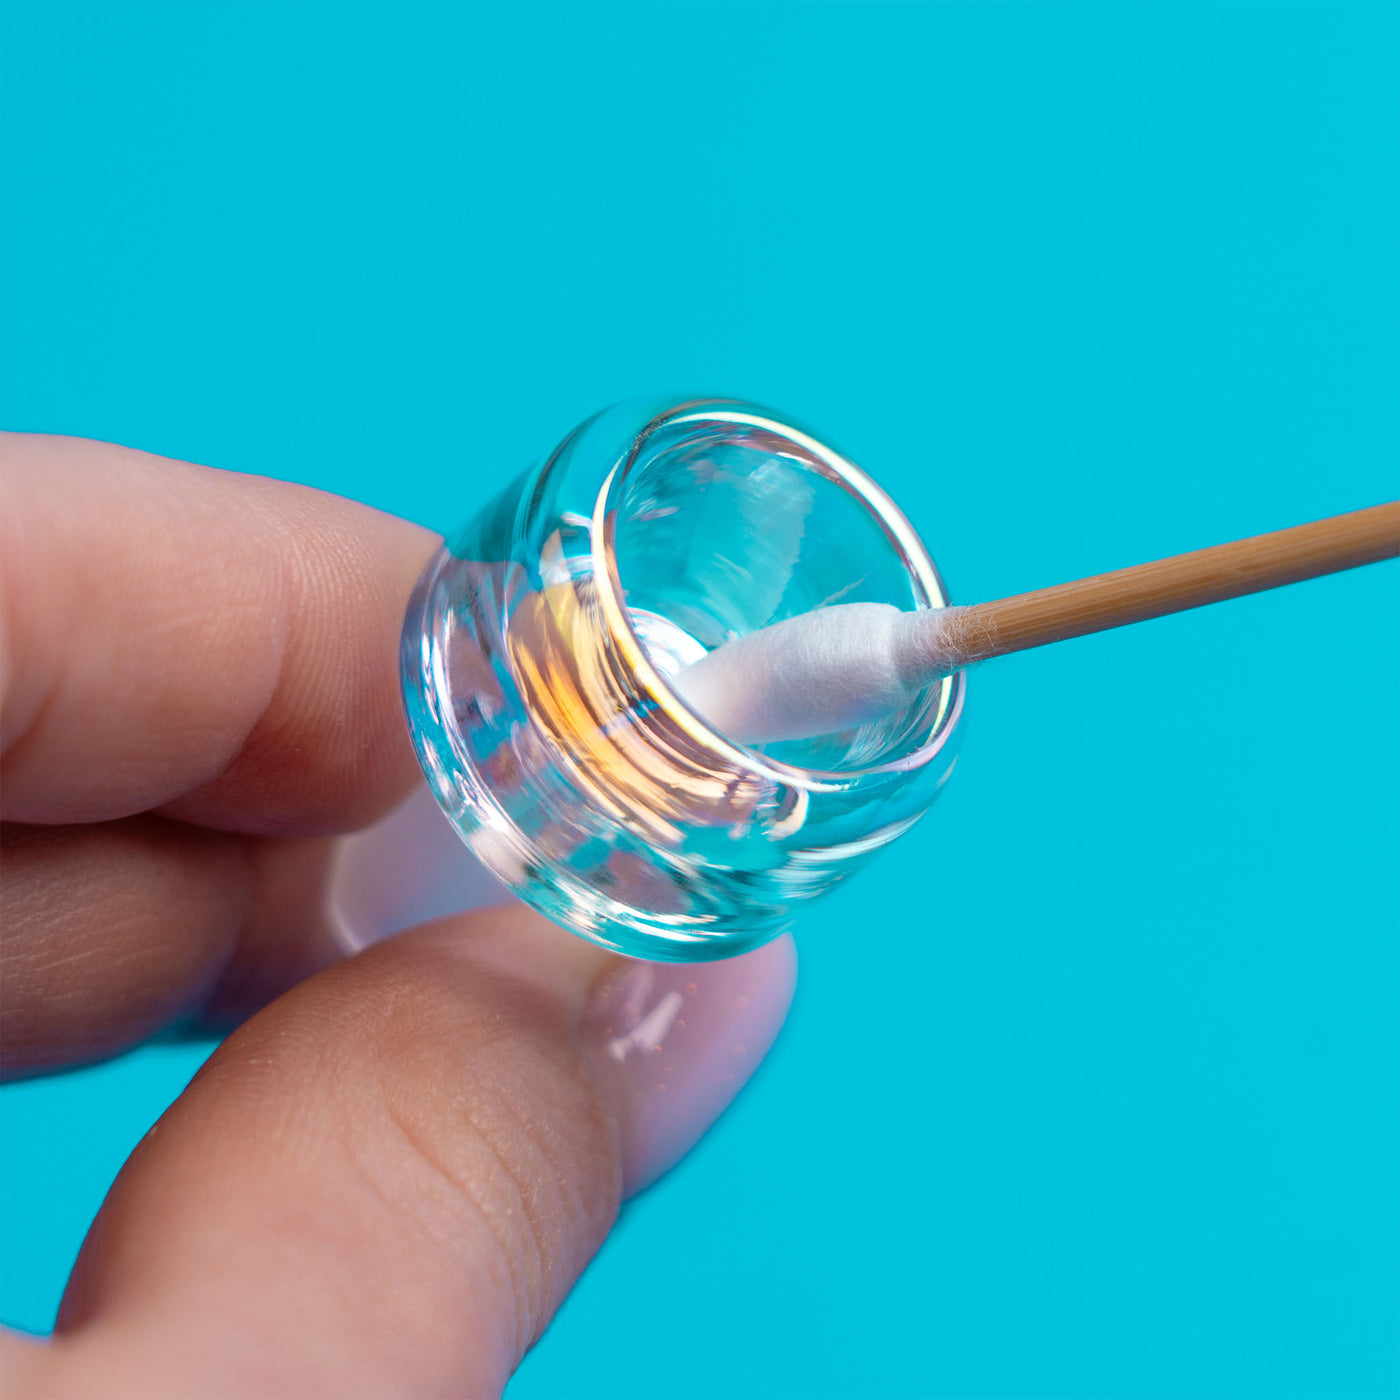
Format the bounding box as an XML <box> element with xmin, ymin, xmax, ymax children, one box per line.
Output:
<box><xmin>598</xmin><ymin>405</ymin><xmax>960</xmax><ymax>778</ymax></box>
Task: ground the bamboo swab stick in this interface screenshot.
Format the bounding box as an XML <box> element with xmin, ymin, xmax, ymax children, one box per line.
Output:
<box><xmin>673</xmin><ymin>501</ymin><xmax>1400</xmax><ymax>745</ymax></box>
<box><xmin>904</xmin><ymin>499</ymin><xmax>1400</xmax><ymax>675</ymax></box>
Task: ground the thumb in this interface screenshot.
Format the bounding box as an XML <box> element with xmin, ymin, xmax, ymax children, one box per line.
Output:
<box><xmin>10</xmin><ymin>909</ymin><xmax>795</xmax><ymax>1398</ymax></box>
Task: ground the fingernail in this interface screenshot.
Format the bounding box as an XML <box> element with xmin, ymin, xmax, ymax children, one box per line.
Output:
<box><xmin>581</xmin><ymin>935</ymin><xmax>797</xmax><ymax>1195</ymax></box>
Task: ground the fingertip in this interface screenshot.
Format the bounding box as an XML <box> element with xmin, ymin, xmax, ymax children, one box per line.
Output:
<box><xmin>582</xmin><ymin>933</ymin><xmax>798</xmax><ymax>1195</ymax></box>
<box><xmin>1</xmin><ymin>433</ymin><xmax>439</xmax><ymax>833</ymax></box>
<box><xmin>39</xmin><ymin>910</ymin><xmax>798</xmax><ymax>1397</ymax></box>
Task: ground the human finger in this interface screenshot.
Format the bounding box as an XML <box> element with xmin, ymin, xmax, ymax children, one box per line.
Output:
<box><xmin>2</xmin><ymin>909</ymin><xmax>796</xmax><ymax>1398</ymax></box>
<box><xmin>0</xmin><ymin>817</ymin><xmax>340</xmax><ymax>1079</ymax></box>
<box><xmin>0</xmin><ymin>432</ymin><xmax>434</xmax><ymax>834</ymax></box>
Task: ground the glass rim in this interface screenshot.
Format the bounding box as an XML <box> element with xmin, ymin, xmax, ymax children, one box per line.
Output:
<box><xmin>590</xmin><ymin>398</ymin><xmax>966</xmax><ymax>792</ymax></box>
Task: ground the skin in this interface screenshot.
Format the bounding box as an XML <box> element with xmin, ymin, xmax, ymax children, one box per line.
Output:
<box><xmin>0</xmin><ymin>434</ymin><xmax>795</xmax><ymax>1398</ymax></box>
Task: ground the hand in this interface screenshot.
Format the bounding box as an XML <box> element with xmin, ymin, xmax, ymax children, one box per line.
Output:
<box><xmin>0</xmin><ymin>433</ymin><xmax>796</xmax><ymax>1398</ymax></box>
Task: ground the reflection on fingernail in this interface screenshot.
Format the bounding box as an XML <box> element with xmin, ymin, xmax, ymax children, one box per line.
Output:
<box><xmin>582</xmin><ymin>935</ymin><xmax>797</xmax><ymax>1195</ymax></box>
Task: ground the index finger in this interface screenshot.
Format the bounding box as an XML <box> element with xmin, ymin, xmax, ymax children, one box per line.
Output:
<box><xmin>1</xmin><ymin>433</ymin><xmax>436</xmax><ymax>833</ymax></box>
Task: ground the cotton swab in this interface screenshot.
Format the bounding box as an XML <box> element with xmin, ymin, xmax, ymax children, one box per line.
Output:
<box><xmin>671</xmin><ymin>500</ymin><xmax>1400</xmax><ymax>745</ymax></box>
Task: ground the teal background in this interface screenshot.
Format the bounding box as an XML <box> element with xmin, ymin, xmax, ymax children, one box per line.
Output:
<box><xmin>2</xmin><ymin>3</ymin><xmax>1397</xmax><ymax>1395</ymax></box>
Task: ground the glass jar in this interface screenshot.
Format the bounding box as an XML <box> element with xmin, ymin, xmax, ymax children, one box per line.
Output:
<box><xmin>398</xmin><ymin>396</ymin><xmax>964</xmax><ymax>962</ymax></box>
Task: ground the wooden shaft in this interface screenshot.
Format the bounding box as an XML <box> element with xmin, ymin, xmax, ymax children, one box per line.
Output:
<box><xmin>944</xmin><ymin>500</ymin><xmax>1400</xmax><ymax>667</ymax></box>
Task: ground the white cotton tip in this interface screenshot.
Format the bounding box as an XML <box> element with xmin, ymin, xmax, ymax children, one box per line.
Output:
<box><xmin>670</xmin><ymin>602</ymin><xmax>961</xmax><ymax>746</ymax></box>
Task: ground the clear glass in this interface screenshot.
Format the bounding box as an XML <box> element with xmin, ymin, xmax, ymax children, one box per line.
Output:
<box><xmin>401</xmin><ymin>397</ymin><xmax>964</xmax><ymax>961</ymax></box>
